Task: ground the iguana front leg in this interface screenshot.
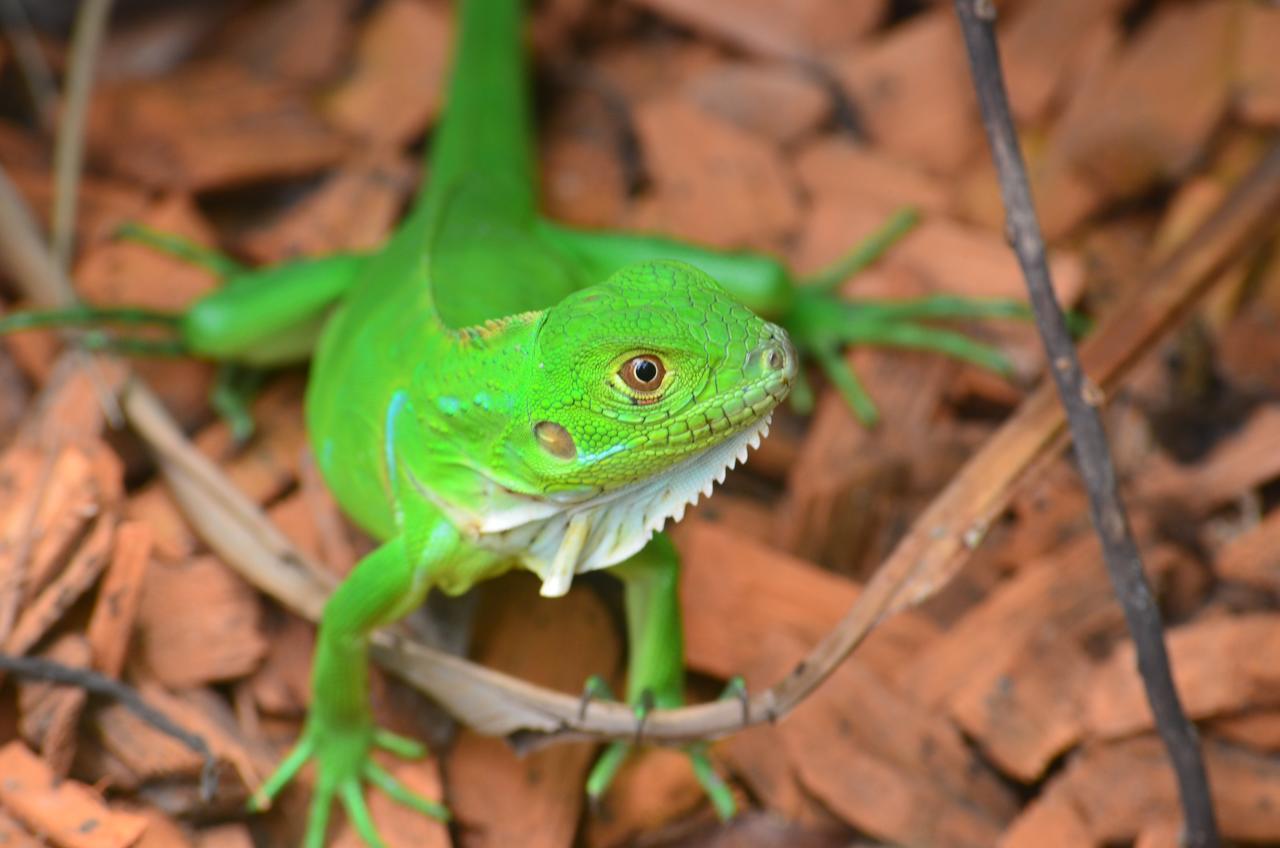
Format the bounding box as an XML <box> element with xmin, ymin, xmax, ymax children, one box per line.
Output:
<box><xmin>251</xmin><ymin>532</ymin><xmax>453</xmax><ymax>848</ymax></box>
<box><xmin>585</xmin><ymin>534</ymin><xmax>736</xmax><ymax>820</ymax></box>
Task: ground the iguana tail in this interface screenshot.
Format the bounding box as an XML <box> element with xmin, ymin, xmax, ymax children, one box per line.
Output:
<box><xmin>419</xmin><ymin>0</ymin><xmax>535</xmax><ymax>227</ymax></box>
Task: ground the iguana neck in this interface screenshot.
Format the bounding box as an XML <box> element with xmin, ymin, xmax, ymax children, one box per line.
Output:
<box><xmin>486</xmin><ymin>413</ymin><xmax>774</xmax><ymax>597</ymax></box>
<box><xmin>419</xmin><ymin>310</ymin><xmax>543</xmax><ymax>431</ymax></box>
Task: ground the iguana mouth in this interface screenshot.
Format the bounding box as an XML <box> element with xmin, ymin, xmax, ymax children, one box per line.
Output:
<box><xmin>486</xmin><ymin>411</ymin><xmax>775</xmax><ymax>597</ymax></box>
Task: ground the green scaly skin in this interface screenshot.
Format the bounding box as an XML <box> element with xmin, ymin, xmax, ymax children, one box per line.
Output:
<box><xmin>0</xmin><ymin>1</ymin><xmax>1032</xmax><ymax>843</ymax></box>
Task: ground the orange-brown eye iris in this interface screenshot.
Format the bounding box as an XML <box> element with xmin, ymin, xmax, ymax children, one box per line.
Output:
<box><xmin>620</xmin><ymin>355</ymin><xmax>665</xmax><ymax>393</ymax></box>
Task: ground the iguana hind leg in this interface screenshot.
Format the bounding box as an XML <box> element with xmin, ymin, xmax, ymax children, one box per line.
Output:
<box><xmin>586</xmin><ymin>534</ymin><xmax>737</xmax><ymax>820</ymax></box>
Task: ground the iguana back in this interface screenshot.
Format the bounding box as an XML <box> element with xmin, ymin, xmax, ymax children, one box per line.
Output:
<box><xmin>305</xmin><ymin>0</ymin><xmax>584</xmax><ymax>535</ymax></box>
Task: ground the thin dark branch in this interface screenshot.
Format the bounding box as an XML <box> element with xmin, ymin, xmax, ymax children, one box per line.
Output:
<box><xmin>950</xmin><ymin>2</ymin><xmax>1219</xmax><ymax>846</ymax></box>
<box><xmin>0</xmin><ymin>653</ymin><xmax>219</xmax><ymax>801</ymax></box>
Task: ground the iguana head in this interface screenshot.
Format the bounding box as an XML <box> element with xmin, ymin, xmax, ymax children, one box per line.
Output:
<box><xmin>500</xmin><ymin>260</ymin><xmax>793</xmax><ymax>594</ymax></box>
<box><xmin>411</xmin><ymin>259</ymin><xmax>793</xmax><ymax>595</ymax></box>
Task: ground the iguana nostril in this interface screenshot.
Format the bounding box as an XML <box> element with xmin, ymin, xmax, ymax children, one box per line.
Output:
<box><xmin>747</xmin><ymin>335</ymin><xmax>795</xmax><ymax>383</ymax></box>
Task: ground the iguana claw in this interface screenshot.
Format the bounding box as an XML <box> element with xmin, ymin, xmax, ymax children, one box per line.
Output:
<box><xmin>632</xmin><ymin>689</ymin><xmax>656</xmax><ymax>745</ymax></box>
<box><xmin>251</xmin><ymin>720</ymin><xmax>448</xmax><ymax>848</ymax></box>
<box><xmin>721</xmin><ymin>675</ymin><xmax>750</xmax><ymax>727</ymax></box>
<box><xmin>584</xmin><ymin>682</ymin><xmax>739</xmax><ymax>822</ymax></box>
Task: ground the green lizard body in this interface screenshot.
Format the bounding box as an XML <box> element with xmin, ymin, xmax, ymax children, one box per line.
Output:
<box><xmin>301</xmin><ymin>0</ymin><xmax>794</xmax><ymax>597</ymax></box>
<box><xmin>0</xmin><ymin>1</ymin><xmax>1031</xmax><ymax>843</ymax></box>
<box><xmin>243</xmin><ymin>1</ymin><xmax>797</xmax><ymax>840</ymax></box>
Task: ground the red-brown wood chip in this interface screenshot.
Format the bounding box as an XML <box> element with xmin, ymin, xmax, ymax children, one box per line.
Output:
<box><xmin>629</xmin><ymin>0</ymin><xmax>882</xmax><ymax>59</ymax></box>
<box><xmin>831</xmin><ymin>11</ymin><xmax>982</xmax><ymax>176</ymax></box>
<box><xmin>17</xmin><ymin>634</ymin><xmax>92</xmax><ymax>778</ymax></box>
<box><xmin>193</xmin><ymin>823</ymin><xmax>255</xmax><ymax>848</ymax></box>
<box><xmin>220</xmin><ymin>0</ymin><xmax>356</xmax><ymax>85</ymax></box>
<box><xmin>1047</xmin><ymin>1</ymin><xmax>1236</xmax><ymax>196</ymax></box>
<box><xmin>997</xmin><ymin>0</ymin><xmax>1126</xmax><ymax>125</ymax></box>
<box><xmin>1029</xmin><ymin>736</ymin><xmax>1280</xmax><ymax>844</ymax></box>
<box><xmin>0</xmin><ymin>742</ymin><xmax>148</xmax><ymax>848</ymax></box>
<box><xmin>780</xmin><ymin>636</ymin><xmax>1017</xmax><ymax>847</ymax></box>
<box><xmin>1236</xmin><ymin>4</ymin><xmax>1280</xmax><ymax>126</ymax></box>
<box><xmin>628</xmin><ymin>96</ymin><xmax>801</xmax><ymax>250</ymax></box>
<box><xmin>135</xmin><ymin>555</ymin><xmax>267</xmax><ymax>689</ymax></box>
<box><xmin>584</xmin><ymin>747</ymin><xmax>715</xmax><ymax>848</ymax></box>
<box><xmin>685</xmin><ymin>62</ymin><xmax>830</xmax><ymax>146</ymax></box>
<box><xmin>674</xmin><ymin>519</ymin><xmax>938</xmax><ymax>686</ymax></box>
<box><xmin>445</xmin><ymin>577</ymin><xmax>620</xmax><ymax>848</ymax></box>
<box><xmin>323</xmin><ymin>0</ymin><xmax>453</xmax><ymax>149</ymax></box>
<box><xmin>1085</xmin><ymin>613</ymin><xmax>1280</xmax><ymax>738</ymax></box>
<box><xmin>1215</xmin><ymin>505</ymin><xmax>1280</xmax><ymax>591</ymax></box>
<box><xmin>238</xmin><ymin>150</ymin><xmax>416</xmax><ymax>264</ymax></box>
<box><xmin>5</xmin><ymin>517</ymin><xmax>115</xmax><ymax>659</ymax></box>
<box><xmin>86</xmin><ymin>521</ymin><xmax>153</xmax><ymax>679</ymax></box>
<box><xmin>0</xmin><ymin>809</ymin><xmax>45</xmax><ymax>848</ymax></box>
<box><xmin>128</xmin><ymin>805</ymin><xmax>192</xmax><ymax>848</ymax></box>
<box><xmin>795</xmin><ymin>138</ymin><xmax>950</xmax><ymax>216</ymax></box>
<box><xmin>87</xmin><ymin>64</ymin><xmax>349</xmax><ymax>191</ymax></box>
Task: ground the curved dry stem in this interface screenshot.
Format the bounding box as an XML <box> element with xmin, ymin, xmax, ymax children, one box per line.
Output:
<box><xmin>118</xmin><ymin>136</ymin><xmax>1280</xmax><ymax>745</ymax></box>
<box><xmin>51</xmin><ymin>0</ymin><xmax>115</xmax><ymax>272</ymax></box>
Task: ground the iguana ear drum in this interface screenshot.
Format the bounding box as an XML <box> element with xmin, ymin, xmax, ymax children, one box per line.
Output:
<box><xmin>534</xmin><ymin>420</ymin><xmax>577</xmax><ymax>460</ymax></box>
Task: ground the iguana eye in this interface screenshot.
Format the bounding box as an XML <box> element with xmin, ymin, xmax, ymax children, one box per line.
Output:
<box><xmin>620</xmin><ymin>355</ymin><xmax>665</xmax><ymax>392</ymax></box>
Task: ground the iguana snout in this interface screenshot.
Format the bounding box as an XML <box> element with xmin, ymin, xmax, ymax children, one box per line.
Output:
<box><xmin>744</xmin><ymin>323</ymin><xmax>797</xmax><ymax>399</ymax></box>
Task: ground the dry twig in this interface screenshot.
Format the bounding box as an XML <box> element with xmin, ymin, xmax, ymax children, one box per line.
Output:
<box><xmin>50</xmin><ymin>0</ymin><xmax>114</xmax><ymax>271</ymax></box>
<box><xmin>0</xmin><ymin>653</ymin><xmax>217</xmax><ymax>799</ymax></box>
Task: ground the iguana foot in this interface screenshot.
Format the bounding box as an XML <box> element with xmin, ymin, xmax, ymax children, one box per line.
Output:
<box><xmin>779</xmin><ymin>207</ymin><xmax>1026</xmax><ymax>423</ymax></box>
<box><xmin>115</xmin><ymin>223</ymin><xmax>283</xmax><ymax>439</ymax></box>
<box><xmin>783</xmin><ymin>287</ymin><xmax>1022</xmax><ymax>424</ymax></box>
<box><xmin>582</xmin><ymin>684</ymin><xmax>736</xmax><ymax>821</ymax></box>
<box><xmin>115</xmin><ymin>221</ymin><xmax>246</xmax><ymax>277</ymax></box>
<box><xmin>251</xmin><ymin>719</ymin><xmax>449</xmax><ymax>848</ymax></box>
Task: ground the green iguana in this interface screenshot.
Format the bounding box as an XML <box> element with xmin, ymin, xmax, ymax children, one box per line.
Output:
<box><xmin>0</xmin><ymin>1</ymin><xmax>1023</xmax><ymax>843</ymax></box>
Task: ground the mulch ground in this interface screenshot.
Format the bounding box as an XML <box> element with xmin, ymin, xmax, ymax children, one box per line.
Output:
<box><xmin>1</xmin><ymin>0</ymin><xmax>1279</xmax><ymax>846</ymax></box>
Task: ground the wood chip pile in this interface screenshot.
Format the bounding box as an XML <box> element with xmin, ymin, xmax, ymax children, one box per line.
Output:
<box><xmin>0</xmin><ymin>0</ymin><xmax>1278</xmax><ymax>845</ymax></box>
